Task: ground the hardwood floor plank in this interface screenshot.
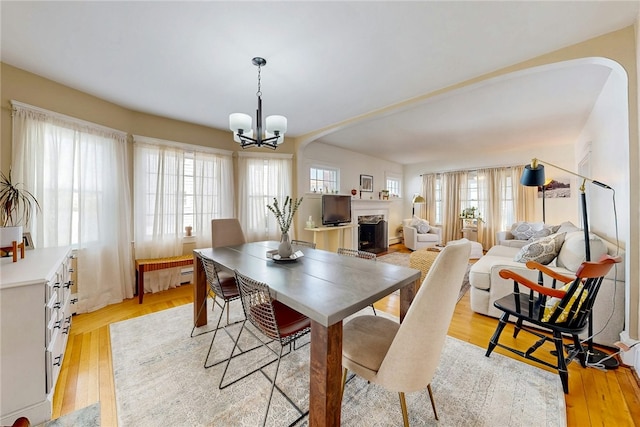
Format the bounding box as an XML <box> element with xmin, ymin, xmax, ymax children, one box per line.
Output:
<box><xmin>50</xmin><ymin>245</ymin><xmax>640</xmax><ymax>426</ymax></box>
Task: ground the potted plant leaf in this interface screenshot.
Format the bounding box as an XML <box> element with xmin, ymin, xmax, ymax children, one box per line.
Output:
<box><xmin>0</xmin><ymin>169</ymin><xmax>40</xmax><ymax>252</ymax></box>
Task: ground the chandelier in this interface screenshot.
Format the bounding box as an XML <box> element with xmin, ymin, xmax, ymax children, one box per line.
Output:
<box><xmin>229</xmin><ymin>57</ymin><xmax>287</xmax><ymax>149</ymax></box>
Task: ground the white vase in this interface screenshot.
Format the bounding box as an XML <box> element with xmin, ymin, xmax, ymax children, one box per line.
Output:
<box><xmin>278</xmin><ymin>232</ymin><xmax>293</xmax><ymax>258</ymax></box>
<box><xmin>0</xmin><ymin>225</ymin><xmax>23</xmax><ymax>248</ymax></box>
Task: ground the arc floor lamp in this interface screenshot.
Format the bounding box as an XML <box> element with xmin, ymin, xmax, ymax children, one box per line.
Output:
<box><xmin>520</xmin><ymin>158</ymin><xmax>618</xmax><ymax>369</ymax></box>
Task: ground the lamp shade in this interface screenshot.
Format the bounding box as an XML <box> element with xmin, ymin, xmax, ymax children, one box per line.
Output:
<box><xmin>412</xmin><ymin>195</ymin><xmax>426</xmax><ymax>204</ymax></box>
<box><xmin>521</xmin><ymin>164</ymin><xmax>546</xmax><ymax>187</ymax></box>
<box><xmin>229</xmin><ymin>113</ymin><xmax>252</xmax><ymax>133</ymax></box>
<box><xmin>266</xmin><ymin>115</ymin><xmax>287</xmax><ymax>134</ymax></box>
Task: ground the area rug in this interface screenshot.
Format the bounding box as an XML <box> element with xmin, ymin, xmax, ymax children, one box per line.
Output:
<box><xmin>35</xmin><ymin>403</ymin><xmax>100</xmax><ymax>427</ymax></box>
<box><xmin>378</xmin><ymin>252</ymin><xmax>471</xmax><ymax>301</ymax></box>
<box><xmin>111</xmin><ymin>304</ymin><xmax>566</xmax><ymax>427</ymax></box>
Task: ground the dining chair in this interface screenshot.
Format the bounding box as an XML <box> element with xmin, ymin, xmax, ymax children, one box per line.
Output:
<box><xmin>220</xmin><ymin>270</ymin><xmax>311</xmax><ymax>426</ymax></box>
<box><xmin>337</xmin><ymin>247</ymin><xmax>377</xmax><ymax>315</ymax></box>
<box><xmin>341</xmin><ymin>242</ymin><xmax>471</xmax><ymax>426</ymax></box>
<box><xmin>190</xmin><ymin>219</ymin><xmax>246</xmax><ymax>338</ymax></box>
<box><xmin>194</xmin><ymin>255</ymin><xmax>258</xmax><ymax>369</ymax></box>
<box><xmin>291</xmin><ymin>239</ymin><xmax>316</xmax><ymax>249</ymax></box>
<box><xmin>485</xmin><ymin>254</ymin><xmax>621</xmax><ymax>393</ymax></box>
<box><xmin>211</xmin><ymin>218</ymin><xmax>246</xmax><ymax>248</ymax></box>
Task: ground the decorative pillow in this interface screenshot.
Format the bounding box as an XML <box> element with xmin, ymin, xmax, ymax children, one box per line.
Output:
<box><xmin>511</xmin><ymin>221</ymin><xmax>544</xmax><ymax>240</ymax></box>
<box><xmin>514</xmin><ymin>232</ymin><xmax>566</xmax><ymax>265</ymax></box>
<box><xmin>556</xmin><ymin>221</ymin><xmax>581</xmax><ymax>235</ymax></box>
<box><xmin>528</xmin><ymin>224</ymin><xmax>561</xmax><ymax>241</ymax></box>
<box><xmin>542</xmin><ymin>282</ymin><xmax>587</xmax><ymax>323</ymax></box>
<box><xmin>410</xmin><ymin>216</ymin><xmax>431</xmax><ymax>234</ymax></box>
<box><xmin>556</xmin><ymin>231</ymin><xmax>608</xmax><ymax>271</ymax></box>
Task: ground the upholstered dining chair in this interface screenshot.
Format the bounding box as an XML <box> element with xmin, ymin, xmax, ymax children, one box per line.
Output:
<box><xmin>291</xmin><ymin>239</ymin><xmax>316</xmax><ymax>249</ymax></box>
<box><xmin>337</xmin><ymin>247</ymin><xmax>377</xmax><ymax>315</ymax></box>
<box><xmin>341</xmin><ymin>241</ymin><xmax>471</xmax><ymax>426</ymax></box>
<box><xmin>220</xmin><ymin>270</ymin><xmax>311</xmax><ymax>426</ymax></box>
<box><xmin>211</xmin><ymin>218</ymin><xmax>246</xmax><ymax>248</ymax></box>
<box><xmin>485</xmin><ymin>254</ymin><xmax>621</xmax><ymax>394</ymax></box>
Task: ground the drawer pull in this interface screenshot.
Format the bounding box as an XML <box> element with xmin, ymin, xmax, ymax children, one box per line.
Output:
<box><xmin>52</xmin><ymin>282</ymin><xmax>61</xmax><ymax>289</ymax></box>
<box><xmin>53</xmin><ymin>302</ymin><xmax>62</xmax><ymax>310</ymax></box>
<box><xmin>63</xmin><ymin>326</ymin><xmax>70</xmax><ymax>334</ymax></box>
<box><xmin>65</xmin><ymin>315</ymin><xmax>72</xmax><ymax>325</ymax></box>
<box><xmin>53</xmin><ymin>320</ymin><xmax>62</xmax><ymax>329</ymax></box>
<box><xmin>64</xmin><ymin>281</ymin><xmax>73</xmax><ymax>289</ymax></box>
<box><xmin>53</xmin><ymin>355</ymin><xmax>62</xmax><ymax>366</ymax></box>
<box><xmin>71</xmin><ymin>298</ymin><xmax>78</xmax><ymax>304</ymax></box>
<box><xmin>68</xmin><ymin>268</ymin><xmax>75</xmax><ymax>273</ymax></box>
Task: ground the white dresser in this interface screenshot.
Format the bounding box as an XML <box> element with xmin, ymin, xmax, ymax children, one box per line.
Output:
<box><xmin>0</xmin><ymin>246</ymin><xmax>75</xmax><ymax>425</ymax></box>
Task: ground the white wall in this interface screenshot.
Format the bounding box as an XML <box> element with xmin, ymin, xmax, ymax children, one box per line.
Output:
<box><xmin>296</xmin><ymin>142</ymin><xmax>404</xmax><ymax>244</ymax></box>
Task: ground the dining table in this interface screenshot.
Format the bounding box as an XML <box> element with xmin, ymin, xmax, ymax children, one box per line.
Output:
<box><xmin>193</xmin><ymin>241</ymin><xmax>421</xmax><ymax>426</ymax></box>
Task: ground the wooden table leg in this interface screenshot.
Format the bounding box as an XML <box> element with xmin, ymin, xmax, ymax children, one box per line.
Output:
<box><xmin>309</xmin><ymin>320</ymin><xmax>342</xmax><ymax>427</ymax></box>
<box><xmin>193</xmin><ymin>253</ymin><xmax>208</xmax><ymax>327</ymax></box>
<box><xmin>137</xmin><ymin>268</ymin><xmax>144</xmax><ymax>304</ymax></box>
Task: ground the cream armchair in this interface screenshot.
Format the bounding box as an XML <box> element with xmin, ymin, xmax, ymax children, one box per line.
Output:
<box><xmin>402</xmin><ymin>218</ymin><xmax>442</xmax><ymax>250</ymax></box>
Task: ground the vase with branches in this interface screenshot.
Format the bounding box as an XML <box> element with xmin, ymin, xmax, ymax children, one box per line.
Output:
<box><xmin>267</xmin><ymin>196</ymin><xmax>303</xmax><ymax>258</ymax></box>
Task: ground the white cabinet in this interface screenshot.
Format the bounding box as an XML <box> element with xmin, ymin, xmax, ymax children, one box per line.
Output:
<box><xmin>1</xmin><ymin>246</ymin><xmax>74</xmax><ymax>426</ymax></box>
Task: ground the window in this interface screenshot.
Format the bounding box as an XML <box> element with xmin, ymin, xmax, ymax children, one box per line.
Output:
<box><xmin>434</xmin><ymin>176</ymin><xmax>443</xmax><ymax>224</ymax></box>
<box><xmin>238</xmin><ymin>153</ymin><xmax>293</xmax><ymax>241</ymax></box>
<box><xmin>134</xmin><ymin>136</ymin><xmax>234</xmax><ymax>255</ymax></box>
<box><xmin>385</xmin><ymin>173</ymin><xmax>401</xmax><ymax>198</ymax></box>
<box><xmin>310</xmin><ymin>166</ymin><xmax>338</xmax><ymax>193</ymax></box>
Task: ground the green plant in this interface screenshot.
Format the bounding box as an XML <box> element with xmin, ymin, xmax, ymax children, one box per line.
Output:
<box><xmin>267</xmin><ymin>196</ymin><xmax>303</xmax><ymax>234</ymax></box>
<box><xmin>0</xmin><ymin>170</ymin><xmax>40</xmax><ymax>227</ymax></box>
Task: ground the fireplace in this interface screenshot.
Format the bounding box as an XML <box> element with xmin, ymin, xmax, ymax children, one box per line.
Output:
<box><xmin>358</xmin><ymin>215</ymin><xmax>388</xmax><ymax>254</ymax></box>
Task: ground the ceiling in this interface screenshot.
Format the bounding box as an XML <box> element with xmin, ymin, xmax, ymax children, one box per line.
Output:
<box><xmin>1</xmin><ymin>1</ymin><xmax>638</xmax><ymax>165</ymax></box>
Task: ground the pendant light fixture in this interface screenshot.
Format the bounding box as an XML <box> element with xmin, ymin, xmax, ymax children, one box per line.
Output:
<box><xmin>229</xmin><ymin>57</ymin><xmax>287</xmax><ymax>149</ymax></box>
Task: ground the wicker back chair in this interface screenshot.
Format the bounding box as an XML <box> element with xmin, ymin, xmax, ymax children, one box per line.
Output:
<box><xmin>337</xmin><ymin>247</ymin><xmax>376</xmax><ymax>260</ymax></box>
<box><xmin>220</xmin><ymin>270</ymin><xmax>311</xmax><ymax>426</ymax></box>
<box><xmin>291</xmin><ymin>239</ymin><xmax>316</xmax><ymax>249</ymax></box>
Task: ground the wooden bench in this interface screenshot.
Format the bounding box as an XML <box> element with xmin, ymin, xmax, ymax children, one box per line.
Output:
<box><xmin>135</xmin><ymin>254</ymin><xmax>194</xmax><ymax>303</ymax></box>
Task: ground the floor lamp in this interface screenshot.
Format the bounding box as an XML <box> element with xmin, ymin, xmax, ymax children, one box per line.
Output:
<box><xmin>412</xmin><ymin>194</ymin><xmax>425</xmax><ymax>216</ymax></box>
<box><xmin>520</xmin><ymin>158</ymin><xmax>618</xmax><ymax>369</ymax></box>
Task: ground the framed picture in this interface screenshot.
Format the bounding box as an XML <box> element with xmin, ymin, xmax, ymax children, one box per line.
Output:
<box><xmin>22</xmin><ymin>232</ymin><xmax>34</xmax><ymax>250</ymax></box>
<box><xmin>360</xmin><ymin>174</ymin><xmax>373</xmax><ymax>192</ymax></box>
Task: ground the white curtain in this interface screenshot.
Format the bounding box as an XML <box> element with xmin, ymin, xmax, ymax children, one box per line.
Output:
<box><xmin>237</xmin><ymin>152</ymin><xmax>294</xmax><ymax>242</ymax></box>
<box><xmin>11</xmin><ymin>101</ymin><xmax>133</xmax><ymax>313</ymax></box>
<box><xmin>133</xmin><ymin>136</ymin><xmax>234</xmax><ymax>293</ymax></box>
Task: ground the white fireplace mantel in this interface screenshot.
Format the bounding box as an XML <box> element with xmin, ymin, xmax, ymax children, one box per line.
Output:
<box><xmin>350</xmin><ymin>199</ymin><xmax>391</xmax><ymax>249</ymax></box>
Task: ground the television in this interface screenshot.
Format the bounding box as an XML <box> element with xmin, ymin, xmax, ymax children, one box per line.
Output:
<box><xmin>322</xmin><ymin>194</ymin><xmax>352</xmax><ymax>226</ymax></box>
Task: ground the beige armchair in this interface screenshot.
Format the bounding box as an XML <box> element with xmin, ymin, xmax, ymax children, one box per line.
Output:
<box><xmin>402</xmin><ymin>218</ymin><xmax>442</xmax><ymax>250</ymax></box>
<box><xmin>341</xmin><ymin>241</ymin><xmax>471</xmax><ymax>426</ymax></box>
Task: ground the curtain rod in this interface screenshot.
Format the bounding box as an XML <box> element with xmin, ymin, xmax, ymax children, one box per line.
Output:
<box><xmin>419</xmin><ymin>163</ymin><xmax>523</xmax><ymax>176</ymax></box>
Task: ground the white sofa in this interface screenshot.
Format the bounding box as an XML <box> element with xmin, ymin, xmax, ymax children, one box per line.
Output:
<box><xmin>402</xmin><ymin>218</ymin><xmax>442</xmax><ymax>250</ymax></box>
<box><xmin>469</xmin><ymin>229</ymin><xmax>625</xmax><ymax>347</ymax></box>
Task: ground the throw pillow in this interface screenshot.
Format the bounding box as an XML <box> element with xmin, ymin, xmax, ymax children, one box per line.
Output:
<box><xmin>556</xmin><ymin>231</ymin><xmax>608</xmax><ymax>271</ymax></box>
<box><xmin>410</xmin><ymin>216</ymin><xmax>431</xmax><ymax>234</ymax></box>
<box><xmin>528</xmin><ymin>224</ymin><xmax>561</xmax><ymax>241</ymax></box>
<box><xmin>513</xmin><ymin>232</ymin><xmax>566</xmax><ymax>265</ymax></box>
<box><xmin>556</xmin><ymin>221</ymin><xmax>581</xmax><ymax>234</ymax></box>
<box><xmin>511</xmin><ymin>221</ymin><xmax>544</xmax><ymax>240</ymax></box>
<box><xmin>542</xmin><ymin>282</ymin><xmax>587</xmax><ymax>323</ymax></box>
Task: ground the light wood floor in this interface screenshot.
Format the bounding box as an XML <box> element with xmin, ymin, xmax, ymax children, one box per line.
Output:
<box><xmin>53</xmin><ymin>245</ymin><xmax>640</xmax><ymax>426</ymax></box>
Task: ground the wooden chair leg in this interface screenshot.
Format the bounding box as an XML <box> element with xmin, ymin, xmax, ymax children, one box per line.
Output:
<box><xmin>341</xmin><ymin>368</ymin><xmax>348</xmax><ymax>400</ymax></box>
<box><xmin>486</xmin><ymin>313</ymin><xmax>509</xmax><ymax>356</ymax></box>
<box><xmin>427</xmin><ymin>383</ymin><xmax>438</xmax><ymax>420</ymax></box>
<box><xmin>398</xmin><ymin>392</ymin><xmax>409</xmax><ymax>427</ymax></box>
<box><xmin>553</xmin><ymin>332</ymin><xmax>569</xmax><ymax>394</ymax></box>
